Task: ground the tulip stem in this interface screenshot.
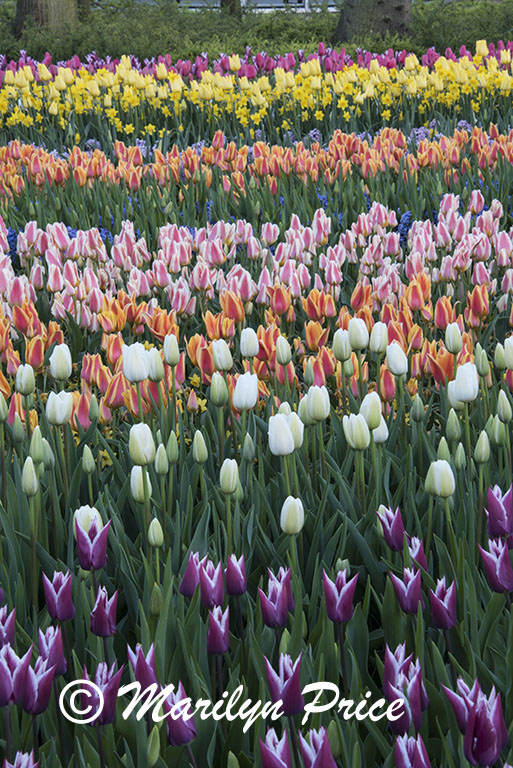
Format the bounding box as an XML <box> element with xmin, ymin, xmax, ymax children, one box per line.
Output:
<box><xmin>476</xmin><ymin>464</ymin><xmax>484</xmax><ymax>561</ymax></box>
<box><xmin>356</xmin><ymin>351</ymin><xmax>364</xmax><ymax>401</ymax></box>
<box><xmin>289</xmin><ymin>535</ymin><xmax>299</xmax><ymax>580</ymax></box>
<box><xmin>29</xmin><ymin>496</ymin><xmax>38</xmax><ymax>613</ymax></box>
<box><xmin>317</xmin><ymin>423</ymin><xmax>326</xmax><ymax>481</ymax></box>
<box><xmin>143</xmin><ymin>467</ymin><xmax>151</xmax><ymax>558</ymax></box>
<box><xmin>136</xmin><ymin>381</ymin><xmax>145</xmax><ymax>424</ymax></box>
<box><xmin>24</xmin><ymin>395</ymin><xmax>32</xmax><ymax>442</ymax></box>
<box><xmin>186</xmin><ymin>744</ymin><xmax>198</xmax><ymax>768</ymax></box>
<box><xmin>216</xmin><ymin>653</ymin><xmax>224</xmax><ymax>699</ymax></box>
<box><xmin>464</xmin><ymin>403</ymin><xmax>472</xmax><ymax>488</ymax></box>
<box><xmin>32</xmin><ymin>715</ymin><xmax>39</xmax><ymax>762</ymax></box>
<box><xmin>4</xmin><ymin>708</ymin><xmax>10</xmax><ymax>762</ymax></box>
<box><xmin>341</xmin><ymin>372</ymin><xmax>347</xmax><ymax>415</ymax></box>
<box><xmin>283</xmin><ymin>455</ymin><xmax>292</xmax><ymax>498</ymax></box>
<box><xmin>0</xmin><ymin>423</ymin><xmax>6</xmax><ymax>510</ymax></box>
<box><xmin>226</xmin><ymin>494</ymin><xmax>232</xmax><ymax>559</ymax></box>
<box><xmin>217</xmin><ymin>406</ymin><xmax>224</xmax><ymax>464</ymax></box>
<box><xmin>288</xmin><ymin>716</ymin><xmax>302</xmax><ymax>768</ymax></box>
<box><xmin>97</xmin><ymin>724</ymin><xmax>106</xmax><ymax>768</ymax></box>
<box><xmin>88</xmin><ymin>473</ymin><xmax>94</xmax><ymax>508</ymax></box>
<box><xmin>236</xmin><ymin>596</ymin><xmax>246</xmax><ymax>671</ymax></box>
<box><xmin>53</xmin><ymin>678</ymin><xmax>67</xmax><ymax>765</ymax></box>
<box><xmin>56</xmin><ymin>425</ymin><xmax>69</xmax><ymax>504</ymax></box>
<box><xmin>338</xmin><ymin>622</ymin><xmax>349</xmax><ymax>697</ymax></box>
<box><xmin>443</xmin><ymin>629</ymin><xmax>457</xmax><ymax>688</ymax></box>
<box><xmin>426</xmin><ymin>495</ymin><xmax>434</xmax><ymax>560</ymax></box>
<box><xmin>171</xmin><ymin>365</ymin><xmax>177</xmax><ymax>435</ymax></box>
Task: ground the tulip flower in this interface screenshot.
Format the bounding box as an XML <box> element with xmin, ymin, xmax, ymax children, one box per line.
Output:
<box><xmin>179</xmin><ymin>552</ymin><xmax>206</xmax><ymax>597</ymax></box>
<box><xmin>0</xmin><ymin>644</ymin><xmax>33</xmax><ymax>706</ymax></box>
<box><xmin>122</xmin><ymin>342</ymin><xmax>149</xmax><ymax>382</ymax></box>
<box><xmin>333</xmin><ymin>328</ymin><xmax>351</xmax><ymax>362</ymax></box>
<box><xmin>306</xmin><ymin>385</ymin><xmax>330</xmax><ymax>422</ymax></box>
<box><xmin>348</xmin><ymin>318</ymin><xmax>369</xmax><ymax>350</ymax></box>
<box><xmin>322</xmin><ymin>569</ymin><xmax>358</xmax><ymax>624</ymax></box>
<box><xmin>479</xmin><ymin>538</ymin><xmax>513</xmax><ymax>593</ymax></box>
<box><xmin>3</xmin><ymin>752</ymin><xmax>39</xmax><ymax>768</ymax></box>
<box><xmin>299</xmin><ymin>727</ymin><xmax>338</xmax><ymax>768</ymax></box>
<box><xmin>74</xmin><ymin>506</ymin><xmax>110</xmax><ymax>571</ymax></box>
<box><xmin>276</xmin><ymin>336</ymin><xmax>292</xmax><ymax>366</ymax></box>
<box><xmin>269</xmin><ymin>414</ymin><xmax>295</xmax><ymax>456</ymax></box>
<box><xmin>265</xmin><ymin>653</ymin><xmax>304</xmax><ymax>716</ymax></box>
<box><xmin>408</xmin><ymin>537</ymin><xmax>428</xmax><ymax>570</ymax></box>
<box><xmin>42</xmin><ymin>570</ymin><xmax>75</xmax><ymax>621</ymax></box>
<box><xmin>15</xmin><ymin>364</ymin><xmax>35</xmax><ymax>396</ymax></box>
<box><xmin>49</xmin><ymin>343</ymin><xmax>72</xmax><ymax>380</ymax></box>
<box><xmin>130</xmin><ymin>466</ymin><xmax>152</xmax><ymax>504</ymax></box>
<box><xmin>280</xmin><ymin>497</ymin><xmax>304</xmax><ymax>534</ymax></box>
<box><xmin>240</xmin><ymin>327</ymin><xmax>259</xmax><ymax>358</ymax></box>
<box><xmin>445</xmin><ymin>323</ymin><xmax>463</xmax><ymax>354</ymax></box>
<box><xmin>46</xmin><ymin>390</ymin><xmax>73</xmax><ymax>426</ymax></box>
<box><xmin>21</xmin><ymin>656</ymin><xmax>56</xmax><ymax>715</ymax></box>
<box><xmin>429</xmin><ymin>578</ymin><xmax>457</xmax><ymax>629</ymax></box>
<box><xmin>210</xmin><ymin>372</ymin><xmax>228</xmax><ymax>406</ymax></box>
<box><xmin>148</xmin><ymin>518</ymin><xmax>164</xmax><ymax>547</ymax></box>
<box><xmin>376</xmin><ymin>505</ymin><xmax>405</xmax><ymax>551</ymax></box>
<box><xmin>82</xmin><ymin>661</ymin><xmax>124</xmax><ymax>725</ymax></box>
<box><xmin>342</xmin><ymin>413</ymin><xmax>370</xmax><ymax>450</ymax></box>
<box><xmin>90</xmin><ymin>586</ymin><xmax>118</xmax><ymax>637</ymax></box>
<box><xmin>394</xmin><ymin>734</ymin><xmax>431</xmax><ymax>768</ymax></box>
<box><xmin>22</xmin><ymin>456</ymin><xmax>38</xmax><ymax>497</ymax></box>
<box><xmin>162</xmin><ymin>681</ymin><xmax>197</xmax><ymax>747</ymax></box>
<box><xmin>207</xmin><ymin>606</ymin><xmax>229</xmax><ymax>654</ymax></box>
<box><xmin>199</xmin><ymin>559</ymin><xmax>225</xmax><ymax>608</ymax></box>
<box><xmin>147</xmin><ymin>348</ymin><xmax>164</xmax><ymax>382</ymax></box>
<box><xmin>258</xmin><ymin>568</ymin><xmax>294</xmax><ymax>628</ymax></box>
<box><xmin>212</xmin><ymin>339</ymin><xmax>233</xmax><ymax>371</ymax></box>
<box><xmin>127</xmin><ymin>643</ymin><xmax>158</xmax><ymax>689</ymax></box>
<box><xmin>443</xmin><ymin>678</ymin><xmax>508</xmax><ymax>766</ymax></box>
<box><xmin>389</xmin><ymin>568</ymin><xmax>424</xmax><ymax>614</ymax></box>
<box><xmin>225</xmin><ymin>554</ymin><xmax>246</xmax><ymax>595</ymax></box>
<box><xmin>232</xmin><ymin>372</ymin><xmax>258</xmax><ymax>411</ymax></box>
<box><xmin>163</xmin><ymin>334</ymin><xmax>179</xmax><ymax>366</ymax></box>
<box><xmin>486</xmin><ymin>484</ymin><xmax>513</xmax><ymax>538</ymax></box>
<box><xmin>384</xmin><ymin>649</ymin><xmax>428</xmax><ymax>735</ymax></box>
<box><xmin>260</xmin><ymin>728</ymin><xmax>292</xmax><ymax>768</ymax></box>
<box><xmin>359</xmin><ymin>391</ymin><xmax>381</xmax><ymax>430</ymax></box>
<box><xmin>387</xmin><ymin>342</ymin><xmax>408</xmax><ymax>376</ymax></box>
<box><xmin>448</xmin><ymin>363</ymin><xmax>479</xmax><ymax>403</ymax></box>
<box><xmin>425</xmin><ymin>460</ymin><xmax>455</xmax><ymax>497</ymax></box>
<box><xmin>192</xmin><ymin>431</ymin><xmax>208</xmax><ymax>463</ymax></box>
<box><xmin>38</xmin><ymin>626</ymin><xmax>66</xmax><ymax>676</ymax></box>
<box><xmin>129</xmin><ymin>423</ymin><xmax>156</xmax><ymax>465</ymax></box>
<box><xmin>0</xmin><ymin>607</ymin><xmax>15</xmax><ymax>649</ymax></box>
<box><xmin>220</xmin><ymin>459</ymin><xmax>239</xmax><ymax>494</ymax></box>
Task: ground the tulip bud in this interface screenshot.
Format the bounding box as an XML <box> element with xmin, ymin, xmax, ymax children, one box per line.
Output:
<box><xmin>22</xmin><ymin>456</ymin><xmax>39</xmax><ymax>497</ymax></box>
<box><xmin>130</xmin><ymin>466</ymin><xmax>151</xmax><ymax>503</ymax></box>
<box><xmin>150</xmin><ymin>582</ymin><xmax>163</xmax><ymax>616</ymax></box>
<box><xmin>212</xmin><ymin>339</ymin><xmax>233</xmax><ymax>371</ymax></box>
<box><xmin>268</xmin><ymin>414</ymin><xmax>295</xmax><ymax>455</ymax></box>
<box><xmin>82</xmin><ymin>444</ymin><xmax>95</xmax><ymax>474</ymax></box>
<box><xmin>490</xmin><ymin>415</ymin><xmax>506</xmax><ymax>447</ymax></box>
<box><xmin>369</xmin><ymin>322</ymin><xmax>388</xmax><ymax>355</ymax></box>
<box><xmin>359</xmin><ymin>391</ymin><xmax>381</xmax><ymax>430</ymax></box>
<box><xmin>327</xmin><ymin>721</ymin><xmax>342</xmax><ymax>760</ymax></box>
<box><xmin>505</xmin><ymin>337</ymin><xmax>513</xmax><ymax>370</ymax></box>
<box><xmin>192</xmin><ymin>431</ymin><xmax>208</xmax><ymax>463</ymax></box>
<box><xmin>386</xmin><ymin>342</ymin><xmax>408</xmax><ymax>376</ymax></box>
<box><xmin>29</xmin><ymin>426</ymin><xmax>43</xmax><ymax>464</ymax></box>
<box><xmin>437</xmin><ymin>436</ymin><xmax>451</xmax><ymax>462</ymax></box>
<box><xmin>129</xmin><ymin>423</ymin><xmax>156</xmax><ymax>466</ymax></box>
<box><xmin>210</xmin><ymin>372</ymin><xmax>229</xmax><ymax>406</ymax></box>
<box><xmin>15</xmin><ymin>364</ymin><xmax>35</xmax><ymax>395</ymax></box>
<box><xmin>42</xmin><ymin>438</ymin><xmax>55</xmax><ymax>470</ymax></box>
<box><xmin>445</xmin><ymin>323</ymin><xmax>462</xmax><ymax>354</ymax></box>
<box><xmin>280</xmin><ymin>496</ymin><xmax>305</xmax><ymax>534</ymax></box>
<box><xmin>372</xmin><ymin>415</ymin><xmax>389</xmax><ymax>443</ymax></box>
<box><xmin>166</xmin><ymin>431</ymin><xmax>179</xmax><ymax>464</ymax></box>
<box><xmin>148</xmin><ymin>519</ymin><xmax>164</xmax><ymax>548</ymax></box>
<box><xmin>89</xmin><ymin>394</ymin><xmax>99</xmax><ymax>421</ymax></box>
<box><xmin>498</xmin><ymin>390</ymin><xmax>512</xmax><ymax>423</ymax></box>
<box><xmin>276</xmin><ymin>336</ymin><xmax>292</xmax><ymax>366</ymax></box>
<box><xmin>449</xmin><ymin>363</ymin><xmax>479</xmax><ymax>403</ymax></box>
<box><xmin>220</xmin><ymin>459</ymin><xmax>238</xmax><ymax>494</ymax></box>
<box><xmin>0</xmin><ymin>394</ymin><xmax>7</xmax><ymax>423</ymax></box>
<box><xmin>49</xmin><ymin>343</ymin><xmax>72</xmax><ymax>380</ymax></box>
<box><xmin>411</xmin><ymin>395</ymin><xmax>425</xmax><ymax>422</ymax></box>
<box><xmin>333</xmin><ymin>328</ymin><xmax>351</xmax><ymax>362</ymax></box>
<box><xmin>163</xmin><ymin>334</ymin><xmax>179</xmax><ymax>366</ymax></box>
<box><xmin>306</xmin><ymin>385</ymin><xmax>330</xmax><ymax>422</ymax></box>
<box><xmin>304</xmin><ymin>359</ymin><xmax>314</xmax><ymax>387</ymax></box>
<box><xmin>348</xmin><ymin>318</ymin><xmax>369</xmax><ymax>350</ymax></box>
<box><xmin>298</xmin><ymin>396</ymin><xmax>313</xmax><ymax>426</ymax></box>
<box><xmin>147</xmin><ymin>725</ymin><xmax>160</xmax><ymax>768</ymax></box>
<box><xmin>227</xmin><ymin>752</ymin><xmax>240</xmax><ymax>768</ymax></box>
<box><xmin>240</xmin><ymin>328</ymin><xmax>259</xmax><ymax>358</ymax></box>
<box><xmin>495</xmin><ymin>343</ymin><xmax>506</xmax><ymax>371</ymax></box>
<box><xmin>343</xmin><ymin>413</ymin><xmax>370</xmax><ymax>450</ymax></box>
<box><xmin>232</xmin><ymin>372</ymin><xmax>258</xmax><ymax>411</ymax></box>
<box><xmin>46</xmin><ymin>390</ymin><xmax>73</xmax><ymax>426</ymax></box>
<box><xmin>336</xmin><ymin>558</ymin><xmax>350</xmax><ymax>575</ymax></box>
<box><xmin>154</xmin><ymin>444</ymin><xmax>169</xmax><ymax>475</ymax></box>
<box><xmin>475</xmin><ymin>343</ymin><xmax>489</xmax><ymax>378</ymax></box>
<box><xmin>147</xmin><ymin>348</ymin><xmax>164</xmax><ymax>382</ymax></box>
<box><xmin>343</xmin><ymin>358</ymin><xmax>354</xmax><ymax>378</ymax></box>
<box><xmin>242</xmin><ymin>434</ymin><xmax>255</xmax><ymax>461</ymax></box>
<box><xmin>474</xmin><ymin>429</ymin><xmax>491</xmax><ymax>462</ymax></box>
<box><xmin>454</xmin><ymin>442</ymin><xmax>466</xmax><ymax>470</ymax></box>
<box><xmin>122</xmin><ymin>342</ymin><xmax>149</xmax><ymax>383</ymax></box>
<box><xmin>425</xmin><ymin>459</ymin><xmax>455</xmax><ymax>497</ymax></box>
<box><xmin>446</xmin><ymin>409</ymin><xmax>461</xmax><ymax>442</ymax></box>
<box><xmin>279</xmin><ymin>402</ymin><xmax>292</xmax><ymax>416</ymax></box>
<box><xmin>13</xmin><ymin>413</ymin><xmax>25</xmax><ymax>443</ymax></box>
<box><xmin>279</xmin><ymin>628</ymin><xmax>290</xmax><ymax>655</ymax></box>
<box><xmin>287</xmin><ymin>413</ymin><xmax>304</xmax><ymax>449</ymax></box>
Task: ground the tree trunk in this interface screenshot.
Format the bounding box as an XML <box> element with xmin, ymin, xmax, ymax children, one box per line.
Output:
<box><xmin>14</xmin><ymin>0</ymin><xmax>76</xmax><ymax>36</ymax></box>
<box><xmin>13</xmin><ymin>0</ymin><xmax>46</xmax><ymax>36</ymax></box>
<box><xmin>334</xmin><ymin>0</ymin><xmax>411</xmax><ymax>42</ymax></box>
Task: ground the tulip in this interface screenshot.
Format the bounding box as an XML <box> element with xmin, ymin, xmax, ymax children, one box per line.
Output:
<box><xmin>0</xmin><ymin>394</ymin><xmax>7</xmax><ymax>423</ymax></box>
<box><xmin>342</xmin><ymin>413</ymin><xmax>370</xmax><ymax>450</ymax></box>
<box><xmin>265</xmin><ymin>653</ymin><xmax>304</xmax><ymax>716</ymax></box>
<box><xmin>333</xmin><ymin>328</ymin><xmax>351</xmax><ymax>362</ymax></box>
<box><xmin>179</xmin><ymin>552</ymin><xmax>205</xmax><ymax>597</ymax></box>
<box><xmin>163</xmin><ymin>334</ymin><xmax>179</xmax><ymax>366</ymax></box>
<box><xmin>82</xmin><ymin>661</ymin><xmax>124</xmax><ymax>725</ymax></box>
<box><xmin>199</xmin><ymin>560</ymin><xmax>224</xmax><ymax>608</ymax></box>
<box><xmin>370</xmin><ymin>322</ymin><xmax>388</xmax><ymax>354</ymax></box>
<box><xmin>429</xmin><ymin>578</ymin><xmax>456</xmax><ymax>629</ymax></box>
<box><xmin>474</xmin><ymin>430</ymin><xmax>490</xmax><ymax>463</ymax></box>
<box><xmin>299</xmin><ymin>727</ymin><xmax>338</xmax><ymax>768</ymax></box>
<box><xmin>449</xmin><ymin>363</ymin><xmax>479</xmax><ymax>403</ymax></box>
<box><xmin>387</xmin><ymin>343</ymin><xmax>408</xmax><ymax>376</ymax></box>
<box><xmin>479</xmin><ymin>538</ymin><xmax>513</xmax><ymax>593</ymax></box>
<box><xmin>225</xmin><ymin>554</ymin><xmax>246</xmax><ymax>595</ymax></box>
<box><xmin>207</xmin><ymin>606</ymin><xmax>229</xmax><ymax>654</ymax></box>
<box><xmin>240</xmin><ymin>328</ymin><xmax>259</xmax><ymax>358</ymax></box>
<box><xmin>49</xmin><ymin>343</ymin><xmax>72</xmax><ymax>380</ymax></box>
<box><xmin>490</xmin><ymin>415</ymin><xmax>506</xmax><ymax>447</ymax></box>
<box><xmin>220</xmin><ymin>459</ymin><xmax>239</xmax><ymax>494</ymax></box>
<box><xmin>425</xmin><ymin>460</ymin><xmax>455</xmax><ymax>497</ymax></box>
<box><xmin>147</xmin><ymin>348</ymin><xmax>164</xmax><ymax>382</ymax></box>
<box><xmin>260</xmin><ymin>728</ymin><xmax>292</xmax><ymax>768</ymax></box>
<box><xmin>42</xmin><ymin>570</ymin><xmax>75</xmax><ymax>621</ymax></box>
<box><xmin>446</xmin><ymin>409</ymin><xmax>461</xmax><ymax>442</ymax></box>
<box><xmin>129</xmin><ymin>423</ymin><xmax>156</xmax><ymax>465</ymax></box>
<box><xmin>15</xmin><ymin>364</ymin><xmax>35</xmax><ymax>395</ymax></box>
<box><xmin>212</xmin><ymin>339</ymin><xmax>233</xmax><ymax>371</ymax></box>
<box><xmin>373</xmin><ymin>416</ymin><xmax>389</xmax><ymax>443</ymax></box>
<box><xmin>486</xmin><ymin>484</ymin><xmax>513</xmax><ymax>538</ymax></box>
<box><xmin>348</xmin><ymin>318</ymin><xmax>369</xmax><ymax>350</ymax></box>
<box><xmin>22</xmin><ymin>456</ymin><xmax>38</xmax><ymax>497</ymax></box>
<box><xmin>28</xmin><ymin>429</ymin><xmax>42</xmax><ymax>464</ymax></box>
<box><xmin>269</xmin><ymin>414</ymin><xmax>295</xmax><ymax>456</ymax></box>
<box><xmin>46</xmin><ymin>390</ymin><xmax>73</xmax><ymax>426</ymax></box>
<box><xmin>130</xmin><ymin>466</ymin><xmax>152</xmax><ymax>504</ymax></box>
<box><xmin>322</xmin><ymin>569</ymin><xmax>358</xmax><ymax>623</ymax></box>
<box><xmin>21</xmin><ymin>656</ymin><xmax>56</xmax><ymax>715</ymax></box>
<box><xmin>148</xmin><ymin>518</ymin><xmax>164</xmax><ymax>547</ymax></box>
<box><xmin>498</xmin><ymin>390</ymin><xmax>512</xmax><ymax>423</ymax></box>
<box><xmin>82</xmin><ymin>444</ymin><xmax>95</xmax><ymax>475</ymax></box>
<box><xmin>276</xmin><ymin>336</ymin><xmax>292</xmax><ymax>366</ymax></box>
<box><xmin>0</xmin><ymin>607</ymin><xmax>14</xmax><ymax>649</ymax></box>
<box><xmin>127</xmin><ymin>643</ymin><xmax>158</xmax><ymax>690</ymax></box>
<box><xmin>90</xmin><ymin>586</ymin><xmax>118</xmax><ymax>637</ymax></box>
<box><xmin>306</xmin><ymin>385</ymin><xmax>330</xmax><ymax>422</ymax></box>
<box><xmin>3</xmin><ymin>752</ymin><xmax>39</xmax><ymax>768</ymax></box>
<box><xmin>280</xmin><ymin>497</ymin><xmax>304</xmax><ymax>534</ymax></box>
<box><xmin>475</xmin><ymin>344</ymin><xmax>489</xmax><ymax>378</ymax></box>
<box><xmin>495</xmin><ymin>342</ymin><xmax>507</xmax><ymax>370</ymax></box>
<box><xmin>210</xmin><ymin>372</ymin><xmax>228</xmax><ymax>406</ymax></box>
<box><xmin>376</xmin><ymin>505</ymin><xmax>405</xmax><ymax>551</ymax></box>
<box><xmin>74</xmin><ymin>505</ymin><xmax>110</xmax><ymax>570</ymax></box>
<box><xmin>162</xmin><ymin>681</ymin><xmax>197</xmax><ymax>747</ymax></box>
<box><xmin>258</xmin><ymin>568</ymin><xmax>294</xmax><ymax>628</ymax></box>
<box><xmin>443</xmin><ymin>678</ymin><xmax>508</xmax><ymax>766</ymax></box>
<box><xmin>359</xmin><ymin>391</ymin><xmax>381</xmax><ymax>430</ymax></box>
<box><xmin>445</xmin><ymin>323</ymin><xmax>462</xmax><ymax>354</ymax></box>
<box><xmin>122</xmin><ymin>342</ymin><xmax>149</xmax><ymax>382</ymax></box>
<box><xmin>192</xmin><ymin>431</ymin><xmax>208</xmax><ymax>463</ymax></box>
<box><xmin>38</xmin><ymin>626</ymin><xmax>66</xmax><ymax>676</ymax></box>
<box><xmin>232</xmin><ymin>372</ymin><xmax>258</xmax><ymax>411</ymax></box>
<box><xmin>410</xmin><ymin>395</ymin><xmax>425</xmax><ymax>423</ymax></box>
<box><xmin>394</xmin><ymin>734</ymin><xmax>431</xmax><ymax>768</ymax></box>
<box><xmin>0</xmin><ymin>644</ymin><xmax>33</xmax><ymax>706</ymax></box>
<box><xmin>408</xmin><ymin>537</ymin><xmax>428</xmax><ymax>570</ymax></box>
<box><xmin>389</xmin><ymin>568</ymin><xmax>424</xmax><ymax>614</ymax></box>
<box><xmin>384</xmin><ymin>648</ymin><xmax>429</xmax><ymax>735</ymax></box>
<box><xmin>154</xmin><ymin>444</ymin><xmax>168</xmax><ymax>476</ymax></box>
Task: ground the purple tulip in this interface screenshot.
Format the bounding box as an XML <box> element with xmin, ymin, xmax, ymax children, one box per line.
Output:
<box><xmin>207</xmin><ymin>606</ymin><xmax>230</xmax><ymax>654</ymax></box>
<box><xmin>42</xmin><ymin>571</ymin><xmax>75</xmax><ymax>622</ymax></box>
<box><xmin>21</xmin><ymin>656</ymin><xmax>55</xmax><ymax>715</ymax></box>
<box><xmin>486</xmin><ymin>484</ymin><xmax>513</xmax><ymax>538</ymax></box>
<box><xmin>38</xmin><ymin>626</ymin><xmax>66</xmax><ymax>676</ymax></box>
<box><xmin>127</xmin><ymin>643</ymin><xmax>158</xmax><ymax>689</ymax></box>
<box><xmin>260</xmin><ymin>728</ymin><xmax>292</xmax><ymax>768</ymax></box>
<box><xmin>384</xmin><ymin>645</ymin><xmax>428</xmax><ymax>735</ymax></box>
<box><xmin>258</xmin><ymin>568</ymin><xmax>294</xmax><ymax>628</ymax></box>
<box><xmin>162</xmin><ymin>681</ymin><xmax>197</xmax><ymax>747</ymax></box>
<box><xmin>90</xmin><ymin>587</ymin><xmax>118</xmax><ymax>638</ymax></box>
<box><xmin>0</xmin><ymin>645</ymin><xmax>33</xmax><ymax>706</ymax></box>
<box><xmin>322</xmin><ymin>569</ymin><xmax>358</xmax><ymax>623</ymax></box>
<box><xmin>408</xmin><ymin>537</ymin><xmax>428</xmax><ymax>571</ymax></box>
<box><xmin>199</xmin><ymin>560</ymin><xmax>225</xmax><ymax>608</ymax></box>
<box><xmin>443</xmin><ymin>678</ymin><xmax>508</xmax><ymax>766</ymax></box>
<box><xmin>389</xmin><ymin>568</ymin><xmax>424</xmax><ymax>614</ymax></box>
<box><xmin>271</xmin><ymin>568</ymin><xmax>294</xmax><ymax>611</ymax></box>
<box><xmin>82</xmin><ymin>661</ymin><xmax>124</xmax><ymax>725</ymax></box>
<box><xmin>377</xmin><ymin>506</ymin><xmax>405</xmax><ymax>551</ymax></box>
<box><xmin>299</xmin><ymin>727</ymin><xmax>337</xmax><ymax>768</ymax></box>
<box><xmin>394</xmin><ymin>734</ymin><xmax>431</xmax><ymax>768</ymax></box>
<box><xmin>0</xmin><ymin>607</ymin><xmax>15</xmax><ymax>648</ymax></box>
<box><xmin>3</xmin><ymin>751</ymin><xmax>39</xmax><ymax>768</ymax></box>
<box><xmin>265</xmin><ymin>653</ymin><xmax>304</xmax><ymax>717</ymax></box>
<box><xmin>429</xmin><ymin>578</ymin><xmax>457</xmax><ymax>629</ymax></box>
<box><xmin>179</xmin><ymin>552</ymin><xmax>206</xmax><ymax>597</ymax></box>
<box><xmin>479</xmin><ymin>538</ymin><xmax>513</xmax><ymax>593</ymax></box>
<box><xmin>76</xmin><ymin>519</ymin><xmax>111</xmax><ymax>571</ymax></box>
<box><xmin>225</xmin><ymin>554</ymin><xmax>246</xmax><ymax>595</ymax></box>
